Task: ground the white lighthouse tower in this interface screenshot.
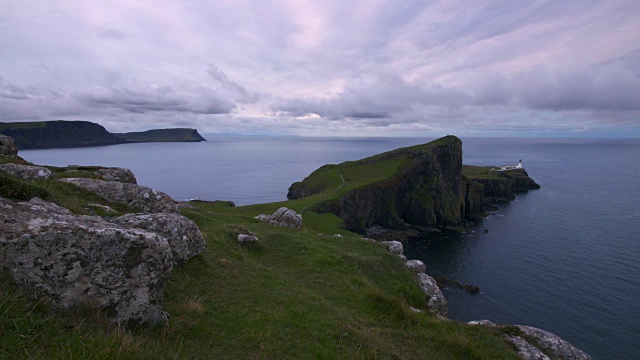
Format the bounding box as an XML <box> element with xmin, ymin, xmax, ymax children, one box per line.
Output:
<box><xmin>516</xmin><ymin>160</ymin><xmax>523</xmax><ymax>169</ymax></box>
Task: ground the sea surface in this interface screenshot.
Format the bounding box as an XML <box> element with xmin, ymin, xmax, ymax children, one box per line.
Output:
<box><xmin>21</xmin><ymin>137</ymin><xmax>640</xmax><ymax>359</ymax></box>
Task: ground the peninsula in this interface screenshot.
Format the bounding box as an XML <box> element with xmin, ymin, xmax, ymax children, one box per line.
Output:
<box><xmin>0</xmin><ymin>120</ymin><xmax>206</xmax><ymax>150</ymax></box>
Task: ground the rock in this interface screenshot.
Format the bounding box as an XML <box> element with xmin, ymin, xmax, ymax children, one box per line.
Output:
<box><xmin>255</xmin><ymin>207</ymin><xmax>302</xmax><ymax>229</ymax></box>
<box><xmin>85</xmin><ymin>203</ymin><xmax>117</xmax><ymax>214</ymax></box>
<box><xmin>238</xmin><ymin>234</ymin><xmax>260</xmax><ymax>243</ymax></box>
<box><xmin>0</xmin><ymin>197</ymin><xmax>173</xmax><ymax>326</ymax></box>
<box><xmin>505</xmin><ymin>335</ymin><xmax>551</xmax><ymax>360</ymax></box>
<box><xmin>405</xmin><ymin>259</ymin><xmax>426</xmax><ymax>273</ymax></box>
<box><xmin>96</xmin><ymin>167</ymin><xmax>137</xmax><ymax>184</ymax></box>
<box><xmin>468</xmin><ymin>320</ymin><xmax>496</xmax><ymax>327</ymax></box>
<box><xmin>114</xmin><ymin>213</ymin><xmax>206</xmax><ymax>265</ymax></box>
<box><xmin>381</xmin><ymin>240</ymin><xmax>403</xmax><ymax>255</ymax></box>
<box><xmin>416</xmin><ymin>273</ymin><xmax>448</xmax><ymax>317</ymax></box>
<box><xmin>0</xmin><ymin>163</ymin><xmax>53</xmax><ymax>180</ymax></box>
<box><xmin>515</xmin><ymin>325</ymin><xmax>593</xmax><ymax>360</ymax></box>
<box><xmin>0</xmin><ymin>134</ymin><xmax>18</xmax><ymax>156</ymax></box>
<box><xmin>60</xmin><ymin>178</ymin><xmax>178</xmax><ymax>213</ymax></box>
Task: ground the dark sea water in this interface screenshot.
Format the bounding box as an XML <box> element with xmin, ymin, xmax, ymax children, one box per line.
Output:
<box><xmin>21</xmin><ymin>137</ymin><xmax>640</xmax><ymax>359</ymax></box>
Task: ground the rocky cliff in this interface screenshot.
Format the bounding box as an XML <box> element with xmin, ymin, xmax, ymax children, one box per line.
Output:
<box><xmin>0</xmin><ymin>120</ymin><xmax>127</xmax><ymax>149</ymax></box>
<box><xmin>288</xmin><ymin>136</ymin><xmax>540</xmax><ymax>234</ymax></box>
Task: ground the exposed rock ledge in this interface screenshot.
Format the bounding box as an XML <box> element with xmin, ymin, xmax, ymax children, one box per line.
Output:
<box><xmin>0</xmin><ymin>196</ymin><xmax>205</xmax><ymax>326</ymax></box>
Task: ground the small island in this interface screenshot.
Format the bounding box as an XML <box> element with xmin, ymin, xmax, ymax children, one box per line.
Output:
<box><xmin>0</xmin><ymin>120</ymin><xmax>206</xmax><ymax>150</ymax></box>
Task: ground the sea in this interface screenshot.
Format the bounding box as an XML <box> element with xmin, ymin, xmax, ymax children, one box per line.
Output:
<box><xmin>21</xmin><ymin>136</ymin><xmax>640</xmax><ymax>359</ymax></box>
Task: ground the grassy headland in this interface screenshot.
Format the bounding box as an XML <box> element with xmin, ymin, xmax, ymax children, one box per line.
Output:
<box><xmin>0</xmin><ymin>155</ymin><xmax>520</xmax><ymax>359</ymax></box>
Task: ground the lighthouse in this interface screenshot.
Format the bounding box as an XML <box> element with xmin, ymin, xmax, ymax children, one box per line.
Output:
<box><xmin>516</xmin><ymin>160</ymin><xmax>523</xmax><ymax>169</ymax></box>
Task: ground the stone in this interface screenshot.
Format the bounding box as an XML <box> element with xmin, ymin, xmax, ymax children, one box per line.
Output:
<box><xmin>114</xmin><ymin>213</ymin><xmax>206</xmax><ymax>265</ymax></box>
<box><xmin>405</xmin><ymin>259</ymin><xmax>426</xmax><ymax>273</ymax></box>
<box><xmin>0</xmin><ymin>134</ymin><xmax>18</xmax><ymax>156</ymax></box>
<box><xmin>0</xmin><ymin>197</ymin><xmax>173</xmax><ymax>326</ymax></box>
<box><xmin>381</xmin><ymin>240</ymin><xmax>403</xmax><ymax>255</ymax></box>
<box><xmin>416</xmin><ymin>273</ymin><xmax>448</xmax><ymax>317</ymax></box>
<box><xmin>97</xmin><ymin>167</ymin><xmax>137</xmax><ymax>184</ymax></box>
<box><xmin>238</xmin><ymin>234</ymin><xmax>260</xmax><ymax>243</ymax></box>
<box><xmin>255</xmin><ymin>207</ymin><xmax>302</xmax><ymax>229</ymax></box>
<box><xmin>505</xmin><ymin>335</ymin><xmax>550</xmax><ymax>360</ymax></box>
<box><xmin>0</xmin><ymin>163</ymin><xmax>53</xmax><ymax>180</ymax></box>
<box><xmin>468</xmin><ymin>320</ymin><xmax>496</xmax><ymax>327</ymax></box>
<box><xmin>515</xmin><ymin>325</ymin><xmax>593</xmax><ymax>360</ymax></box>
<box><xmin>60</xmin><ymin>178</ymin><xmax>178</xmax><ymax>213</ymax></box>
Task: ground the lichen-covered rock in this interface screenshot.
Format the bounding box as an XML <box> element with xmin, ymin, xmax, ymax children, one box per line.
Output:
<box><xmin>405</xmin><ymin>259</ymin><xmax>426</xmax><ymax>273</ymax></box>
<box><xmin>60</xmin><ymin>178</ymin><xmax>178</xmax><ymax>213</ymax></box>
<box><xmin>381</xmin><ymin>240</ymin><xmax>403</xmax><ymax>255</ymax></box>
<box><xmin>238</xmin><ymin>234</ymin><xmax>260</xmax><ymax>243</ymax></box>
<box><xmin>468</xmin><ymin>319</ymin><xmax>496</xmax><ymax>327</ymax></box>
<box><xmin>416</xmin><ymin>273</ymin><xmax>448</xmax><ymax>317</ymax></box>
<box><xmin>515</xmin><ymin>325</ymin><xmax>592</xmax><ymax>360</ymax></box>
<box><xmin>0</xmin><ymin>163</ymin><xmax>53</xmax><ymax>180</ymax></box>
<box><xmin>255</xmin><ymin>207</ymin><xmax>302</xmax><ymax>229</ymax></box>
<box><xmin>0</xmin><ymin>134</ymin><xmax>18</xmax><ymax>156</ymax></box>
<box><xmin>0</xmin><ymin>197</ymin><xmax>173</xmax><ymax>326</ymax></box>
<box><xmin>97</xmin><ymin>167</ymin><xmax>137</xmax><ymax>184</ymax></box>
<box><xmin>505</xmin><ymin>335</ymin><xmax>551</xmax><ymax>360</ymax></box>
<box><xmin>114</xmin><ymin>213</ymin><xmax>205</xmax><ymax>265</ymax></box>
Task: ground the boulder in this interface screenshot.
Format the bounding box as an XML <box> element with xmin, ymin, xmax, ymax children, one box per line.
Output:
<box><xmin>515</xmin><ymin>325</ymin><xmax>592</xmax><ymax>360</ymax></box>
<box><xmin>381</xmin><ymin>240</ymin><xmax>404</xmax><ymax>255</ymax></box>
<box><xmin>0</xmin><ymin>134</ymin><xmax>18</xmax><ymax>156</ymax></box>
<box><xmin>467</xmin><ymin>319</ymin><xmax>496</xmax><ymax>327</ymax></box>
<box><xmin>0</xmin><ymin>197</ymin><xmax>173</xmax><ymax>326</ymax></box>
<box><xmin>505</xmin><ymin>335</ymin><xmax>551</xmax><ymax>360</ymax></box>
<box><xmin>97</xmin><ymin>167</ymin><xmax>137</xmax><ymax>184</ymax></box>
<box><xmin>416</xmin><ymin>273</ymin><xmax>448</xmax><ymax>317</ymax></box>
<box><xmin>405</xmin><ymin>259</ymin><xmax>426</xmax><ymax>273</ymax></box>
<box><xmin>255</xmin><ymin>207</ymin><xmax>302</xmax><ymax>229</ymax></box>
<box><xmin>238</xmin><ymin>234</ymin><xmax>260</xmax><ymax>243</ymax></box>
<box><xmin>114</xmin><ymin>213</ymin><xmax>206</xmax><ymax>265</ymax></box>
<box><xmin>0</xmin><ymin>163</ymin><xmax>53</xmax><ymax>180</ymax></box>
<box><xmin>60</xmin><ymin>178</ymin><xmax>178</xmax><ymax>213</ymax></box>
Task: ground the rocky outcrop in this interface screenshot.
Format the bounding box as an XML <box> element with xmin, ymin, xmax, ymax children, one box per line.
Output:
<box><xmin>416</xmin><ymin>272</ymin><xmax>448</xmax><ymax>317</ymax></box>
<box><xmin>0</xmin><ymin>197</ymin><xmax>173</xmax><ymax>326</ymax></box>
<box><xmin>0</xmin><ymin>134</ymin><xmax>18</xmax><ymax>156</ymax></box>
<box><xmin>96</xmin><ymin>167</ymin><xmax>137</xmax><ymax>184</ymax></box>
<box><xmin>0</xmin><ymin>163</ymin><xmax>53</xmax><ymax>180</ymax></box>
<box><xmin>60</xmin><ymin>178</ymin><xmax>178</xmax><ymax>213</ymax></box>
<box><xmin>468</xmin><ymin>321</ymin><xmax>592</xmax><ymax>360</ymax></box>
<box><xmin>114</xmin><ymin>213</ymin><xmax>205</xmax><ymax>265</ymax></box>
<box><xmin>255</xmin><ymin>207</ymin><xmax>303</xmax><ymax>229</ymax></box>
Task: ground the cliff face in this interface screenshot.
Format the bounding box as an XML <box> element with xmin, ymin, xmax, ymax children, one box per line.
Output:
<box><xmin>290</xmin><ymin>136</ymin><xmax>468</xmax><ymax>233</ymax></box>
<box><xmin>0</xmin><ymin>121</ymin><xmax>126</xmax><ymax>150</ymax></box>
<box><xmin>114</xmin><ymin>128</ymin><xmax>206</xmax><ymax>143</ymax></box>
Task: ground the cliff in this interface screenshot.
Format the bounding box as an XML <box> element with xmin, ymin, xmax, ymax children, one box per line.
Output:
<box><xmin>289</xmin><ymin>136</ymin><xmax>468</xmax><ymax>233</ymax></box>
<box><xmin>0</xmin><ymin>120</ymin><xmax>126</xmax><ymax>149</ymax></box>
<box><xmin>114</xmin><ymin>128</ymin><xmax>206</xmax><ymax>143</ymax></box>
<box><xmin>288</xmin><ymin>136</ymin><xmax>540</xmax><ymax>234</ymax></box>
<box><xmin>0</xmin><ymin>120</ymin><xmax>206</xmax><ymax>150</ymax></box>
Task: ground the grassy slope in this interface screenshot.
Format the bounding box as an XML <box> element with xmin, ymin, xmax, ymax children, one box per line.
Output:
<box><xmin>462</xmin><ymin>165</ymin><xmax>503</xmax><ymax>180</ymax></box>
<box><xmin>0</xmin><ymin>157</ymin><xmax>519</xmax><ymax>359</ymax></box>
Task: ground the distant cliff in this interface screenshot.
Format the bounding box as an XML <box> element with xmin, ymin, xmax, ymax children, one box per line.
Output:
<box><xmin>0</xmin><ymin>121</ymin><xmax>126</xmax><ymax>150</ymax></box>
<box><xmin>114</xmin><ymin>128</ymin><xmax>206</xmax><ymax>143</ymax></box>
<box><xmin>0</xmin><ymin>120</ymin><xmax>206</xmax><ymax>150</ymax></box>
<box><xmin>288</xmin><ymin>136</ymin><xmax>540</xmax><ymax>234</ymax></box>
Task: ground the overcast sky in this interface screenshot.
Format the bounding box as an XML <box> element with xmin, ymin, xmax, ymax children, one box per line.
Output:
<box><xmin>1</xmin><ymin>1</ymin><xmax>639</xmax><ymax>137</ymax></box>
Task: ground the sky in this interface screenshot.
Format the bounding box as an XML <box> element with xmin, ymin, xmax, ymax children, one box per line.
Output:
<box><xmin>1</xmin><ymin>0</ymin><xmax>639</xmax><ymax>137</ymax></box>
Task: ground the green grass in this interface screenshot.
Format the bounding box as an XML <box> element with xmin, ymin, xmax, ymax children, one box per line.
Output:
<box><xmin>462</xmin><ymin>165</ymin><xmax>503</xmax><ymax>180</ymax></box>
<box><xmin>0</xmin><ymin>151</ymin><xmax>520</xmax><ymax>359</ymax></box>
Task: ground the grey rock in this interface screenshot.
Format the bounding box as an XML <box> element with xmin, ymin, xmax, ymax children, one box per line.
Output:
<box><xmin>238</xmin><ymin>234</ymin><xmax>260</xmax><ymax>243</ymax></box>
<box><xmin>515</xmin><ymin>325</ymin><xmax>593</xmax><ymax>360</ymax></box>
<box><xmin>0</xmin><ymin>197</ymin><xmax>173</xmax><ymax>326</ymax></box>
<box><xmin>468</xmin><ymin>320</ymin><xmax>496</xmax><ymax>327</ymax></box>
<box><xmin>115</xmin><ymin>213</ymin><xmax>206</xmax><ymax>265</ymax></box>
<box><xmin>0</xmin><ymin>163</ymin><xmax>52</xmax><ymax>180</ymax></box>
<box><xmin>97</xmin><ymin>167</ymin><xmax>137</xmax><ymax>184</ymax></box>
<box><xmin>505</xmin><ymin>335</ymin><xmax>550</xmax><ymax>360</ymax></box>
<box><xmin>60</xmin><ymin>178</ymin><xmax>178</xmax><ymax>213</ymax></box>
<box><xmin>405</xmin><ymin>259</ymin><xmax>426</xmax><ymax>273</ymax></box>
<box><xmin>381</xmin><ymin>240</ymin><xmax>403</xmax><ymax>255</ymax></box>
<box><xmin>416</xmin><ymin>273</ymin><xmax>448</xmax><ymax>317</ymax></box>
<box><xmin>86</xmin><ymin>203</ymin><xmax>117</xmax><ymax>214</ymax></box>
<box><xmin>255</xmin><ymin>207</ymin><xmax>302</xmax><ymax>229</ymax></box>
<box><xmin>0</xmin><ymin>134</ymin><xmax>18</xmax><ymax>156</ymax></box>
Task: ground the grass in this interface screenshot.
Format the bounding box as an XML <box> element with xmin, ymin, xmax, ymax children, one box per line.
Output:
<box><xmin>0</xmin><ymin>152</ymin><xmax>521</xmax><ymax>359</ymax></box>
<box><xmin>462</xmin><ymin>165</ymin><xmax>503</xmax><ymax>180</ymax></box>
